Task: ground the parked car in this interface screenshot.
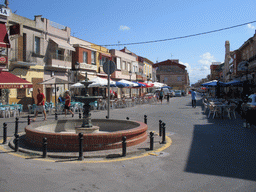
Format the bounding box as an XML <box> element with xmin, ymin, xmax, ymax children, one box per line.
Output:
<box><xmin>169</xmin><ymin>90</ymin><xmax>175</xmax><ymax>97</ymax></box>
<box><xmin>241</xmin><ymin>94</ymin><xmax>256</xmax><ymax>126</ymax></box>
<box><xmin>174</xmin><ymin>90</ymin><xmax>182</xmax><ymax>97</ymax></box>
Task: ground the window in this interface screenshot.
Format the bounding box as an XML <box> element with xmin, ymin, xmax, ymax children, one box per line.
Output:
<box><xmin>100</xmin><ymin>56</ymin><xmax>107</xmax><ymax>66</ymax></box>
<box><xmin>116</xmin><ymin>57</ymin><xmax>121</xmax><ymax>70</ymax></box>
<box><xmin>128</xmin><ymin>62</ymin><xmax>131</xmax><ymax>71</ymax></box>
<box><xmin>122</xmin><ymin>61</ymin><xmax>126</xmax><ymax>70</ymax></box>
<box><xmin>91</xmin><ymin>51</ymin><xmax>96</xmax><ymax>65</ymax></box>
<box><xmin>83</xmin><ymin>51</ymin><xmax>88</xmax><ymax>63</ymax></box>
<box><xmin>177</xmin><ymin>76</ymin><xmax>182</xmax><ymax>81</ymax></box>
<box><xmin>56</xmin><ymin>48</ymin><xmax>64</xmax><ymax>60</ymax></box>
<box><xmin>34</xmin><ymin>37</ymin><xmax>40</xmax><ymax>54</ymax></box>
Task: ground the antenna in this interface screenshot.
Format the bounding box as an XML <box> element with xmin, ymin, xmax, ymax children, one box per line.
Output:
<box><xmin>118</xmin><ymin>41</ymin><xmax>120</xmax><ymax>50</ymax></box>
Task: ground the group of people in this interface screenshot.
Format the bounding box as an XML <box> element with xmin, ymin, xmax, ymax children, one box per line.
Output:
<box><xmin>155</xmin><ymin>89</ymin><xmax>168</xmax><ymax>104</ymax></box>
<box><xmin>32</xmin><ymin>88</ymin><xmax>74</xmax><ymax>121</ymax></box>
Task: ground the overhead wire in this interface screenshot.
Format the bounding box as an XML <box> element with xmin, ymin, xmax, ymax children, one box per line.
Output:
<box><xmin>98</xmin><ymin>20</ymin><xmax>256</xmax><ymax>47</ymax></box>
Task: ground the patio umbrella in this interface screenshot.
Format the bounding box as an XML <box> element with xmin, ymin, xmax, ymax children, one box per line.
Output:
<box><xmin>132</xmin><ymin>82</ymin><xmax>146</xmax><ymax>88</ymax></box>
<box><xmin>152</xmin><ymin>82</ymin><xmax>167</xmax><ymax>88</ymax></box>
<box><xmin>116</xmin><ymin>81</ymin><xmax>130</xmax><ymax>88</ymax></box>
<box><xmin>138</xmin><ymin>82</ymin><xmax>154</xmax><ymax>88</ymax></box>
<box><xmin>87</xmin><ymin>77</ymin><xmax>116</xmax><ymax>87</ymax></box>
<box><xmin>70</xmin><ymin>82</ymin><xmax>85</xmax><ymax>88</ymax></box>
<box><xmin>161</xmin><ymin>85</ymin><xmax>172</xmax><ymax>89</ymax></box>
<box><xmin>39</xmin><ymin>77</ymin><xmax>74</xmax><ymax>112</ymax></box>
<box><xmin>118</xmin><ymin>79</ymin><xmax>139</xmax><ymax>87</ymax></box>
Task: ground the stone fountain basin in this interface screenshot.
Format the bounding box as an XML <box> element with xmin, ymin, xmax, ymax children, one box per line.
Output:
<box><xmin>25</xmin><ymin>119</ymin><xmax>148</xmax><ymax>152</ymax></box>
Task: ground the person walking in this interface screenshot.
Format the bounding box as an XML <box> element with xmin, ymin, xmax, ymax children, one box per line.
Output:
<box><xmin>166</xmin><ymin>93</ymin><xmax>170</xmax><ymax>102</ymax></box>
<box><xmin>191</xmin><ymin>89</ymin><xmax>197</xmax><ymax>108</ymax></box>
<box><xmin>159</xmin><ymin>88</ymin><xmax>164</xmax><ymax>104</ymax></box>
<box><xmin>33</xmin><ymin>88</ymin><xmax>47</xmax><ymax>121</ymax></box>
<box><xmin>64</xmin><ymin>91</ymin><xmax>74</xmax><ymax>117</ymax></box>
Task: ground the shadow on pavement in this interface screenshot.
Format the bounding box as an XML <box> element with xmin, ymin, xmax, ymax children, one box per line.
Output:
<box><xmin>184</xmin><ymin>122</ymin><xmax>256</xmax><ymax>181</ymax></box>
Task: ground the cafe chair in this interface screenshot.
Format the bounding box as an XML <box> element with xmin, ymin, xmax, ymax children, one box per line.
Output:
<box><xmin>226</xmin><ymin>104</ymin><xmax>237</xmax><ymax>119</ymax></box>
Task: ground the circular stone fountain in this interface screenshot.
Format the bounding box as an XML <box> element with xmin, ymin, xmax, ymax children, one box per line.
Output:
<box><xmin>24</xmin><ymin>74</ymin><xmax>148</xmax><ymax>152</ymax></box>
<box><xmin>25</xmin><ymin>119</ymin><xmax>148</xmax><ymax>151</ymax></box>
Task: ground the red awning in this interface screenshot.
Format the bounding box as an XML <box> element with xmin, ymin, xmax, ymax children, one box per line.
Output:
<box><xmin>138</xmin><ymin>82</ymin><xmax>154</xmax><ymax>88</ymax></box>
<box><xmin>0</xmin><ymin>71</ymin><xmax>33</xmax><ymax>89</ymax></box>
<box><xmin>0</xmin><ymin>22</ymin><xmax>10</xmax><ymax>48</ymax></box>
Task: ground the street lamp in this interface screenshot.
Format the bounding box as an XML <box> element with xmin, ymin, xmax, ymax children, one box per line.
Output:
<box><xmin>129</xmin><ymin>71</ymin><xmax>132</xmax><ymax>98</ymax></box>
<box><xmin>244</xmin><ymin>61</ymin><xmax>249</xmax><ymax>99</ymax></box>
<box><xmin>75</xmin><ymin>62</ymin><xmax>80</xmax><ymax>82</ymax></box>
<box><xmin>147</xmin><ymin>75</ymin><xmax>150</xmax><ymax>93</ymax></box>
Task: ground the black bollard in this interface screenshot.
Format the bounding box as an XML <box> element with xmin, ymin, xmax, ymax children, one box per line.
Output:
<box><xmin>159</xmin><ymin>120</ymin><xmax>162</xmax><ymax>136</ymax></box>
<box><xmin>15</xmin><ymin>117</ymin><xmax>19</xmax><ymax>137</ymax></box>
<box><xmin>28</xmin><ymin>115</ymin><xmax>30</xmax><ymax>125</ymax></box>
<box><xmin>161</xmin><ymin>123</ymin><xmax>166</xmax><ymax>144</ymax></box>
<box><xmin>106</xmin><ymin>116</ymin><xmax>109</xmax><ymax>119</ymax></box>
<box><xmin>42</xmin><ymin>137</ymin><xmax>47</xmax><ymax>158</ymax></box>
<box><xmin>122</xmin><ymin>136</ymin><xmax>127</xmax><ymax>157</ymax></box>
<box><xmin>3</xmin><ymin>123</ymin><xmax>7</xmax><ymax>144</ymax></box>
<box><xmin>55</xmin><ymin>113</ymin><xmax>58</xmax><ymax>120</ymax></box>
<box><xmin>79</xmin><ymin>113</ymin><xmax>81</xmax><ymax>119</ymax></box>
<box><xmin>15</xmin><ymin>134</ymin><xmax>19</xmax><ymax>152</ymax></box>
<box><xmin>78</xmin><ymin>133</ymin><xmax>84</xmax><ymax>160</ymax></box>
<box><xmin>144</xmin><ymin>115</ymin><xmax>147</xmax><ymax>124</ymax></box>
<box><xmin>150</xmin><ymin>132</ymin><xmax>154</xmax><ymax>150</ymax></box>
<box><xmin>126</xmin><ymin>117</ymin><xmax>129</xmax><ymax>120</ymax></box>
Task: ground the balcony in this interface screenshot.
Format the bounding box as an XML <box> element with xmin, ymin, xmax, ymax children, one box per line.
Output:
<box><xmin>48</xmin><ymin>52</ymin><xmax>72</xmax><ymax>69</ymax></box>
<box><xmin>80</xmin><ymin>62</ymin><xmax>97</xmax><ymax>72</ymax></box>
<box><xmin>9</xmin><ymin>49</ymin><xmax>37</xmax><ymax>66</ymax></box>
<box><xmin>136</xmin><ymin>72</ymin><xmax>147</xmax><ymax>81</ymax></box>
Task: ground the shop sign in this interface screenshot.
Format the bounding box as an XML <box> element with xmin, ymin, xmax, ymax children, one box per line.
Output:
<box><xmin>0</xmin><ymin>56</ymin><xmax>7</xmax><ymax>64</ymax></box>
<box><xmin>0</xmin><ymin>84</ymin><xmax>32</xmax><ymax>89</ymax></box>
<box><xmin>0</xmin><ymin>8</ymin><xmax>10</xmax><ymax>17</ymax></box>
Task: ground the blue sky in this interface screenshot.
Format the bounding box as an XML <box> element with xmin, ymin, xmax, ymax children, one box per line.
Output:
<box><xmin>6</xmin><ymin>0</ymin><xmax>256</xmax><ymax>84</ymax></box>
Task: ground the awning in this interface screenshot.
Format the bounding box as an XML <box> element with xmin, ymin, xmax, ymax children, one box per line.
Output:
<box><xmin>0</xmin><ymin>71</ymin><xmax>33</xmax><ymax>88</ymax></box>
<box><xmin>201</xmin><ymin>80</ymin><xmax>226</xmax><ymax>87</ymax></box>
<box><xmin>100</xmin><ymin>52</ymin><xmax>111</xmax><ymax>58</ymax></box>
<box><xmin>0</xmin><ymin>22</ymin><xmax>10</xmax><ymax>48</ymax></box>
<box><xmin>50</xmin><ymin>37</ymin><xmax>75</xmax><ymax>51</ymax></box>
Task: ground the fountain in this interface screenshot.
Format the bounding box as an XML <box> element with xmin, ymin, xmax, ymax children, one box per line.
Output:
<box><xmin>73</xmin><ymin>73</ymin><xmax>102</xmax><ymax>133</ymax></box>
<box><xmin>23</xmin><ymin>74</ymin><xmax>148</xmax><ymax>152</ymax></box>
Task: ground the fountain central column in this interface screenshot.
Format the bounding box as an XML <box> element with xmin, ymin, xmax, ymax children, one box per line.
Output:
<box><xmin>74</xmin><ymin>75</ymin><xmax>102</xmax><ymax>133</ymax></box>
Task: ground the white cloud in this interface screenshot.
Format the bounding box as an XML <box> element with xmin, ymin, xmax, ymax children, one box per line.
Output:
<box><xmin>181</xmin><ymin>52</ymin><xmax>217</xmax><ymax>85</ymax></box>
<box><xmin>247</xmin><ymin>24</ymin><xmax>255</xmax><ymax>29</ymax></box>
<box><xmin>119</xmin><ymin>25</ymin><xmax>130</xmax><ymax>31</ymax></box>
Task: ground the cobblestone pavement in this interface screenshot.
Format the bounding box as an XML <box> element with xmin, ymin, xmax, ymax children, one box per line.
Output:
<box><xmin>1</xmin><ymin>96</ymin><xmax>256</xmax><ymax>192</ymax></box>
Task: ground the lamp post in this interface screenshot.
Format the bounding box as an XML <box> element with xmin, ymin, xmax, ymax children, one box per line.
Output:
<box><xmin>147</xmin><ymin>75</ymin><xmax>150</xmax><ymax>93</ymax></box>
<box><xmin>244</xmin><ymin>61</ymin><xmax>249</xmax><ymax>99</ymax></box>
<box><xmin>129</xmin><ymin>71</ymin><xmax>132</xmax><ymax>98</ymax></box>
<box><xmin>75</xmin><ymin>62</ymin><xmax>80</xmax><ymax>82</ymax></box>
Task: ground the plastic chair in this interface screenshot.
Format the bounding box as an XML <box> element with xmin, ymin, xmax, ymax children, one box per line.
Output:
<box><xmin>226</xmin><ymin>104</ymin><xmax>237</xmax><ymax>119</ymax></box>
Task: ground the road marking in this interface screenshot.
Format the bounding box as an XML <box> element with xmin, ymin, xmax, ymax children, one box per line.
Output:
<box><xmin>0</xmin><ymin>136</ymin><xmax>172</xmax><ymax>163</ymax></box>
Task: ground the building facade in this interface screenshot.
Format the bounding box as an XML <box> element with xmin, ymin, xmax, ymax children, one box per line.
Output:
<box><xmin>153</xmin><ymin>59</ymin><xmax>190</xmax><ymax>91</ymax></box>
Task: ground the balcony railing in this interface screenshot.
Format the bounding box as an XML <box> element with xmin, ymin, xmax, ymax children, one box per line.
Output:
<box><xmin>50</xmin><ymin>52</ymin><xmax>71</xmax><ymax>62</ymax></box>
<box><xmin>9</xmin><ymin>49</ymin><xmax>37</xmax><ymax>63</ymax></box>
